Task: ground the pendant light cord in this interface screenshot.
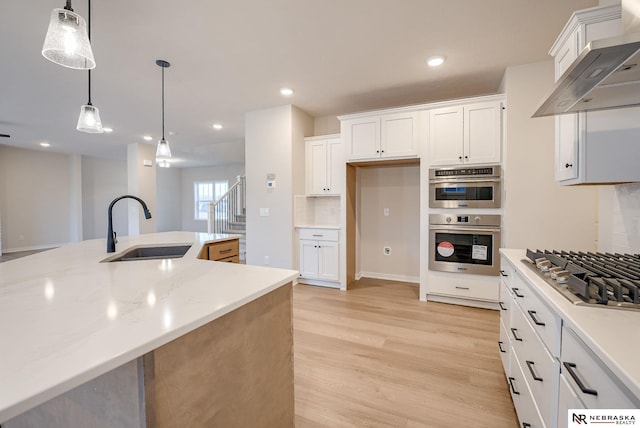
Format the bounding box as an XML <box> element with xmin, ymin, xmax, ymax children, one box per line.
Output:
<box><xmin>161</xmin><ymin>65</ymin><xmax>165</xmax><ymax>140</ymax></box>
<box><xmin>87</xmin><ymin>0</ymin><xmax>92</xmax><ymax>105</ymax></box>
<box><xmin>65</xmin><ymin>0</ymin><xmax>73</xmax><ymax>11</ymax></box>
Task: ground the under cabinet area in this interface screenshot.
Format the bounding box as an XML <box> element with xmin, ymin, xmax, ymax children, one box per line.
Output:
<box><xmin>428</xmin><ymin>99</ymin><xmax>502</xmax><ymax>166</ymax></box>
<box><xmin>297</xmin><ymin>228</ymin><xmax>340</xmax><ymax>288</ymax></box>
<box><xmin>342</xmin><ymin>111</ymin><xmax>419</xmax><ymax>161</ymax></box>
<box><xmin>305</xmin><ymin>135</ymin><xmax>343</xmax><ymax>196</ymax></box>
<box><xmin>550</xmin><ymin>4</ymin><xmax>640</xmax><ymax>185</ymax></box>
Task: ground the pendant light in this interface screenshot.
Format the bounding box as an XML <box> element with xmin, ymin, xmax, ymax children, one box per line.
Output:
<box><xmin>42</xmin><ymin>0</ymin><xmax>95</xmax><ymax>70</ymax></box>
<box><xmin>156</xmin><ymin>60</ymin><xmax>172</xmax><ymax>159</ymax></box>
<box><xmin>76</xmin><ymin>0</ymin><xmax>103</xmax><ymax>133</ymax></box>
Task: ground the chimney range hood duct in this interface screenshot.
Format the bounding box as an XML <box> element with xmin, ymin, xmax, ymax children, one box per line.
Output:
<box><xmin>533</xmin><ymin>1</ymin><xmax>640</xmax><ymax>118</ymax></box>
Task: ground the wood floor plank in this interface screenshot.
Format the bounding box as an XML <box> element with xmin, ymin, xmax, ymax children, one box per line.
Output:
<box><xmin>293</xmin><ymin>278</ymin><xmax>518</xmax><ymax>427</ymax></box>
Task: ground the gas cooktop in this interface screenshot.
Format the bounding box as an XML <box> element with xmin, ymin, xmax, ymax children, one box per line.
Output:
<box><xmin>521</xmin><ymin>249</ymin><xmax>640</xmax><ymax>311</ymax></box>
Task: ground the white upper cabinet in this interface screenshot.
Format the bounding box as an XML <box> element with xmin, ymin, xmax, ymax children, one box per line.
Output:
<box><xmin>551</xmin><ymin>4</ymin><xmax>640</xmax><ymax>184</ymax></box>
<box><xmin>305</xmin><ymin>135</ymin><xmax>343</xmax><ymax>196</ymax></box>
<box><xmin>343</xmin><ymin>111</ymin><xmax>418</xmax><ymax>161</ymax></box>
<box><xmin>429</xmin><ymin>99</ymin><xmax>503</xmax><ymax>166</ymax></box>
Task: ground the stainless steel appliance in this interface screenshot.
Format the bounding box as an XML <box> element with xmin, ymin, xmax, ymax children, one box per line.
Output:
<box><xmin>428</xmin><ymin>165</ymin><xmax>501</xmax><ymax>209</ymax></box>
<box><xmin>429</xmin><ymin>214</ymin><xmax>501</xmax><ymax>276</ymax></box>
<box><xmin>522</xmin><ymin>249</ymin><xmax>640</xmax><ymax>311</ymax></box>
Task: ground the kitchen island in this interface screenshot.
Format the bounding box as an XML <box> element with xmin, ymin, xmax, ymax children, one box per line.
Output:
<box><xmin>0</xmin><ymin>232</ymin><xmax>298</xmax><ymax>427</ymax></box>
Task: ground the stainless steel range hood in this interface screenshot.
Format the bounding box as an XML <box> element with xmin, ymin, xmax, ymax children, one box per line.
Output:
<box><xmin>533</xmin><ymin>1</ymin><xmax>640</xmax><ymax>117</ymax></box>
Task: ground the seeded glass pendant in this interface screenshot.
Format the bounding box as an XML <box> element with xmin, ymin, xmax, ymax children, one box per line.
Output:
<box><xmin>77</xmin><ymin>103</ymin><xmax>103</xmax><ymax>133</ymax></box>
<box><xmin>155</xmin><ymin>60</ymin><xmax>172</xmax><ymax>159</ymax></box>
<box><xmin>42</xmin><ymin>1</ymin><xmax>95</xmax><ymax>70</ymax></box>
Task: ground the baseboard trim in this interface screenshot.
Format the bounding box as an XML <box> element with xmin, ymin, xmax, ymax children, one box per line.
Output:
<box><xmin>359</xmin><ymin>271</ymin><xmax>420</xmax><ymax>284</ymax></box>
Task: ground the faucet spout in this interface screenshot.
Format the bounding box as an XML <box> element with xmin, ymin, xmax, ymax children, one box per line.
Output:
<box><xmin>106</xmin><ymin>195</ymin><xmax>152</xmax><ymax>253</ymax></box>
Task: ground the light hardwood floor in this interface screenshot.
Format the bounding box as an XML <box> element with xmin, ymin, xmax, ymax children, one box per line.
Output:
<box><xmin>293</xmin><ymin>278</ymin><xmax>518</xmax><ymax>428</ymax></box>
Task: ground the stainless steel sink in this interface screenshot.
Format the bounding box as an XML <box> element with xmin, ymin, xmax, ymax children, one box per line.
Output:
<box><xmin>101</xmin><ymin>244</ymin><xmax>192</xmax><ymax>262</ymax></box>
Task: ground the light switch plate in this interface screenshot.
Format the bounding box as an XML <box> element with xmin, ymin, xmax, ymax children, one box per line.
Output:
<box><xmin>260</xmin><ymin>208</ymin><xmax>269</xmax><ymax>217</ymax></box>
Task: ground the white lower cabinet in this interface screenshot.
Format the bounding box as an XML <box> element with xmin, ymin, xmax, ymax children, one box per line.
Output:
<box><xmin>298</xmin><ymin>228</ymin><xmax>340</xmax><ymax>288</ymax></box>
<box><xmin>557</xmin><ymin>373</ymin><xmax>585</xmax><ymax>428</ymax></box>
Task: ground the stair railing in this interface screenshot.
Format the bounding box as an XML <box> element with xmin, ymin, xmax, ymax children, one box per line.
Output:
<box><xmin>207</xmin><ymin>176</ymin><xmax>246</xmax><ymax>234</ymax></box>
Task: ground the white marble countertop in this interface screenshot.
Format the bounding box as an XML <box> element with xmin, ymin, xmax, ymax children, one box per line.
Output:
<box><xmin>500</xmin><ymin>248</ymin><xmax>640</xmax><ymax>401</ymax></box>
<box><xmin>0</xmin><ymin>232</ymin><xmax>298</xmax><ymax>423</ymax></box>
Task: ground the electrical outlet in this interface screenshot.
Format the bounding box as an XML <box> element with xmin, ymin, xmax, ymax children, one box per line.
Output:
<box><xmin>264</xmin><ymin>255</ymin><xmax>270</xmax><ymax>265</ymax></box>
<box><xmin>18</xmin><ymin>234</ymin><xmax>24</xmax><ymax>241</ymax></box>
<box><xmin>384</xmin><ymin>246</ymin><xmax>391</xmax><ymax>255</ymax></box>
<box><xmin>384</xmin><ymin>208</ymin><xmax>389</xmax><ymax>216</ymax></box>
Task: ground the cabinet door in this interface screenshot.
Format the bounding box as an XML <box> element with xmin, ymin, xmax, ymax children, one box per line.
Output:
<box><xmin>556</xmin><ymin>114</ymin><xmax>579</xmax><ymax>181</ymax></box>
<box><xmin>299</xmin><ymin>240</ymin><xmax>319</xmax><ymax>279</ymax></box>
<box><xmin>429</xmin><ymin>107</ymin><xmax>463</xmax><ymax>166</ymax></box>
<box><xmin>326</xmin><ymin>138</ymin><xmax>343</xmax><ymax>195</ymax></box>
<box><xmin>464</xmin><ymin>101</ymin><xmax>502</xmax><ymax>165</ymax></box>
<box><xmin>344</xmin><ymin>117</ymin><xmax>380</xmax><ymax>161</ymax></box>
<box><xmin>306</xmin><ymin>140</ymin><xmax>328</xmax><ymax>195</ymax></box>
<box><xmin>380</xmin><ymin>112</ymin><xmax>419</xmax><ymax>159</ymax></box>
<box><xmin>317</xmin><ymin>240</ymin><xmax>339</xmax><ymax>282</ymax></box>
<box><xmin>555</xmin><ymin>31</ymin><xmax>579</xmax><ymax>79</ymax></box>
<box><xmin>557</xmin><ymin>373</ymin><xmax>585</xmax><ymax>428</ymax></box>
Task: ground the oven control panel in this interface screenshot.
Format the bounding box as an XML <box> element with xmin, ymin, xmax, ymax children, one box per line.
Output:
<box><xmin>430</xmin><ymin>214</ymin><xmax>501</xmax><ymax>228</ymax></box>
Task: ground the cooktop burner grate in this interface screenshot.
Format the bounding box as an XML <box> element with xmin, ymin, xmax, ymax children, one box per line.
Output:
<box><xmin>521</xmin><ymin>249</ymin><xmax>640</xmax><ymax>311</ymax></box>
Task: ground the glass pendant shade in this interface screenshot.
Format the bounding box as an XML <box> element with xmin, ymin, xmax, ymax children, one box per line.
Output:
<box><xmin>42</xmin><ymin>8</ymin><xmax>95</xmax><ymax>70</ymax></box>
<box><xmin>156</xmin><ymin>139</ymin><xmax>172</xmax><ymax>158</ymax></box>
<box><xmin>76</xmin><ymin>104</ymin><xmax>103</xmax><ymax>133</ymax></box>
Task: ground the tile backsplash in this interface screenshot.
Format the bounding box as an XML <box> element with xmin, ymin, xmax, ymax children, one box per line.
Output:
<box><xmin>598</xmin><ymin>183</ymin><xmax>640</xmax><ymax>254</ymax></box>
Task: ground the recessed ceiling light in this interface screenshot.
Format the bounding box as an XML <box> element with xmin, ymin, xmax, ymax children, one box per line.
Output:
<box><xmin>143</xmin><ymin>135</ymin><xmax>153</xmax><ymax>141</ymax></box>
<box><xmin>103</xmin><ymin>127</ymin><xmax>113</xmax><ymax>133</ymax></box>
<box><xmin>280</xmin><ymin>87</ymin><xmax>294</xmax><ymax>96</ymax></box>
<box><xmin>427</xmin><ymin>56</ymin><xmax>445</xmax><ymax>67</ymax></box>
<box><xmin>40</xmin><ymin>142</ymin><xmax>50</xmax><ymax>147</ymax></box>
<box><xmin>213</xmin><ymin>123</ymin><xmax>223</xmax><ymax>130</ymax></box>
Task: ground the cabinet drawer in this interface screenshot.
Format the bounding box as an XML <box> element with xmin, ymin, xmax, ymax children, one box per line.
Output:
<box><xmin>557</xmin><ymin>372</ymin><xmax>585</xmax><ymax>428</ymax></box>
<box><xmin>298</xmin><ymin>228</ymin><xmax>339</xmax><ymax>241</ymax></box>
<box><xmin>499</xmin><ymin>318</ymin><xmax>511</xmax><ymax>377</ymax></box>
<box><xmin>499</xmin><ymin>279</ymin><xmax>512</xmax><ymax>316</ymax></box>
<box><xmin>510</xmin><ymin>350</ymin><xmax>547</xmax><ymax>428</ymax></box>
<box><xmin>512</xmin><ymin>271</ymin><xmax>561</xmax><ymax>358</ymax></box>
<box><xmin>428</xmin><ymin>276</ymin><xmax>499</xmax><ymax>301</ymax></box>
<box><xmin>511</xmin><ymin>304</ymin><xmax>559</xmax><ymax>428</ymax></box>
<box><xmin>499</xmin><ymin>256</ymin><xmax>514</xmax><ymax>289</ymax></box>
<box><xmin>208</xmin><ymin>240</ymin><xmax>239</xmax><ymax>261</ymax></box>
<box><xmin>218</xmin><ymin>255</ymin><xmax>240</xmax><ymax>264</ymax></box>
<box><xmin>561</xmin><ymin>327</ymin><xmax>636</xmax><ymax>409</ymax></box>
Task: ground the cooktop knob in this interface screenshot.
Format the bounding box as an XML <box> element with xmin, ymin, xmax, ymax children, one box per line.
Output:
<box><xmin>474</xmin><ymin>216</ymin><xmax>481</xmax><ymax>223</ymax></box>
<box><xmin>446</xmin><ymin>216</ymin><xmax>452</xmax><ymax>223</ymax></box>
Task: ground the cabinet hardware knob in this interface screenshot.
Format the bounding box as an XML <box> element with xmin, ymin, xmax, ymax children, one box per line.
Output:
<box><xmin>458</xmin><ymin>156</ymin><xmax>463</xmax><ymax>160</ymax></box>
<box><xmin>565</xmin><ymin>163</ymin><xmax>573</xmax><ymax>168</ymax></box>
<box><xmin>376</xmin><ymin>150</ymin><xmax>380</xmax><ymax>153</ymax></box>
<box><xmin>563</xmin><ymin>362</ymin><xmax>598</xmax><ymax>396</ymax></box>
<box><xmin>464</xmin><ymin>155</ymin><xmax>468</xmax><ymax>159</ymax></box>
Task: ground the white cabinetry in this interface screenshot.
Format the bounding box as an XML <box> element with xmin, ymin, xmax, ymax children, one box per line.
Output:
<box><xmin>429</xmin><ymin>100</ymin><xmax>502</xmax><ymax>166</ymax></box>
<box><xmin>305</xmin><ymin>135</ymin><xmax>343</xmax><ymax>196</ymax></box>
<box><xmin>298</xmin><ymin>228</ymin><xmax>339</xmax><ymax>288</ymax></box>
<box><xmin>343</xmin><ymin>111</ymin><xmax>419</xmax><ymax>161</ymax></box>
<box><xmin>551</xmin><ymin>4</ymin><xmax>640</xmax><ymax>184</ymax></box>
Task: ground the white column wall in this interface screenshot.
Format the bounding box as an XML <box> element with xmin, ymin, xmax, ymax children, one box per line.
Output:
<box><xmin>126</xmin><ymin>143</ymin><xmax>157</xmax><ymax>236</ymax></box>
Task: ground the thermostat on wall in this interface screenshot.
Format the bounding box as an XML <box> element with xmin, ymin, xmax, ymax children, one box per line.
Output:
<box><xmin>266</xmin><ymin>173</ymin><xmax>276</xmax><ymax>188</ymax></box>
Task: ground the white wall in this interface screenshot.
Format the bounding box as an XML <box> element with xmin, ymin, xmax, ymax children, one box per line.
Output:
<box><xmin>503</xmin><ymin>61</ymin><xmax>598</xmax><ymax>250</ymax></box>
<box><xmin>180</xmin><ymin>163</ymin><xmax>245</xmax><ymax>233</ymax></box>
<box><xmin>245</xmin><ymin>105</ymin><xmax>313</xmax><ymax>268</ymax></box>
<box><xmin>0</xmin><ymin>146</ymin><xmax>74</xmax><ymax>251</ymax></box>
<box><xmin>127</xmin><ymin>144</ymin><xmax>157</xmax><ymax>235</ymax></box>
<box><xmin>359</xmin><ymin>165</ymin><xmax>420</xmax><ymax>282</ymax></box>
<box><xmin>156</xmin><ymin>167</ymin><xmax>182</xmax><ymax>232</ymax></box>
<box><xmin>314</xmin><ymin>116</ymin><xmax>340</xmax><ymax>135</ymax></box>
<box><xmin>81</xmin><ymin>156</ymin><xmax>128</xmax><ymax>240</ymax></box>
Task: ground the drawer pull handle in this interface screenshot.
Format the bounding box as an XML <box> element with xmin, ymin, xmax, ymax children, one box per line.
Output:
<box><xmin>312</xmin><ymin>234</ymin><xmax>324</xmax><ymax>237</ymax></box>
<box><xmin>526</xmin><ymin>360</ymin><xmax>543</xmax><ymax>382</ymax></box>
<box><xmin>508</xmin><ymin>377</ymin><xmax>520</xmax><ymax>395</ymax></box>
<box><xmin>523</xmin><ymin>424</ymin><xmax>532</xmax><ymax>428</ymax></box>
<box><xmin>498</xmin><ymin>341</ymin><xmax>506</xmax><ymax>353</ymax></box>
<box><xmin>219</xmin><ymin>248</ymin><xmax>233</xmax><ymax>254</ymax></box>
<box><xmin>563</xmin><ymin>362</ymin><xmax>598</xmax><ymax>396</ymax></box>
<box><xmin>512</xmin><ymin>287</ymin><xmax>524</xmax><ymax>298</ymax></box>
<box><xmin>499</xmin><ymin>270</ymin><xmax>508</xmax><ymax>277</ymax></box>
<box><xmin>510</xmin><ymin>328</ymin><xmax>523</xmax><ymax>341</ymax></box>
<box><xmin>455</xmin><ymin>286</ymin><xmax>470</xmax><ymax>290</ymax></box>
<box><xmin>527</xmin><ymin>310</ymin><xmax>546</xmax><ymax>326</ymax></box>
<box><xmin>499</xmin><ymin>301</ymin><xmax>507</xmax><ymax>311</ymax></box>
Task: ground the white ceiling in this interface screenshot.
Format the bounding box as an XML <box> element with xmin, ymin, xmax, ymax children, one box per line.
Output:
<box><xmin>0</xmin><ymin>0</ymin><xmax>599</xmax><ymax>167</ymax></box>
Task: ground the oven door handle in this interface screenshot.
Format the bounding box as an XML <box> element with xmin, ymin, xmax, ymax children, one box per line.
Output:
<box><xmin>429</xmin><ymin>226</ymin><xmax>500</xmax><ymax>233</ymax></box>
<box><xmin>429</xmin><ymin>178</ymin><xmax>501</xmax><ymax>185</ymax></box>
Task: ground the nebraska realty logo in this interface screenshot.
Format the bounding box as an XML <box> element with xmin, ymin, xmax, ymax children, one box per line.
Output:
<box><xmin>569</xmin><ymin>409</ymin><xmax>639</xmax><ymax>426</ymax></box>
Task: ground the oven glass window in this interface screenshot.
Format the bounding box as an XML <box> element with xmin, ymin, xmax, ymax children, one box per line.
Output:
<box><xmin>435</xmin><ymin>186</ymin><xmax>493</xmax><ymax>201</ymax></box>
<box><xmin>434</xmin><ymin>232</ymin><xmax>493</xmax><ymax>266</ymax></box>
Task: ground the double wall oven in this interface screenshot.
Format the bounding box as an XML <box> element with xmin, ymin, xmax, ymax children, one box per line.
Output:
<box><xmin>428</xmin><ymin>165</ymin><xmax>502</xmax><ymax>276</ymax></box>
